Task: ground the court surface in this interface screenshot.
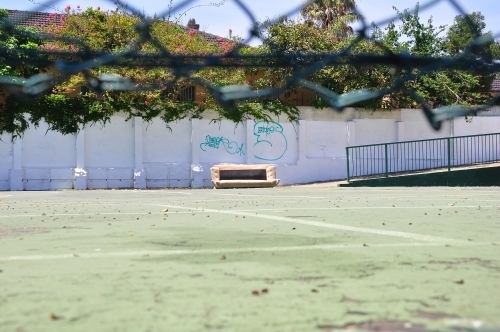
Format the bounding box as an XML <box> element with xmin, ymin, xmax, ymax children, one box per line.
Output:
<box><xmin>1</xmin><ymin>185</ymin><xmax>499</xmax><ymax>332</ymax></box>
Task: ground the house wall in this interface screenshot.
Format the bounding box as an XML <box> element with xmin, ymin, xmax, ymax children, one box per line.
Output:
<box><xmin>1</xmin><ymin>107</ymin><xmax>499</xmax><ymax>190</ymax></box>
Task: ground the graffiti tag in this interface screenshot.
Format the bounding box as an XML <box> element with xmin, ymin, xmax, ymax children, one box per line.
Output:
<box><xmin>200</xmin><ymin>135</ymin><xmax>245</xmax><ymax>156</ymax></box>
<box><xmin>254</xmin><ymin>121</ymin><xmax>287</xmax><ymax>161</ymax></box>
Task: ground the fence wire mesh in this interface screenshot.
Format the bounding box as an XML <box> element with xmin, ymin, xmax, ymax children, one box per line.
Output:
<box><xmin>1</xmin><ymin>0</ymin><xmax>500</xmax><ymax>130</ymax></box>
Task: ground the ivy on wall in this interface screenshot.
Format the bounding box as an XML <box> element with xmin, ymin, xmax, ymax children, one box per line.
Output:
<box><xmin>0</xmin><ymin>7</ymin><xmax>300</xmax><ymax>139</ymax></box>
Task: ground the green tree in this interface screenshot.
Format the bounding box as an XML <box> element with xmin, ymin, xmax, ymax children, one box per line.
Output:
<box><xmin>372</xmin><ymin>4</ymin><xmax>446</xmax><ymax>56</ymax></box>
<box><xmin>0</xmin><ymin>9</ymin><xmax>44</xmax><ymax>78</ymax></box>
<box><xmin>1</xmin><ymin>9</ymin><xmax>48</xmax><ymax>138</ymax></box>
<box><xmin>301</xmin><ymin>0</ymin><xmax>360</xmax><ymax>37</ymax></box>
<box><xmin>371</xmin><ymin>4</ymin><xmax>492</xmax><ymax>109</ymax></box>
<box><xmin>445</xmin><ymin>11</ymin><xmax>498</xmax><ymax>61</ymax></box>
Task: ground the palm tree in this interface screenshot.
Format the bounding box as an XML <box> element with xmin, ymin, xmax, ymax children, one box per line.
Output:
<box><xmin>301</xmin><ymin>0</ymin><xmax>360</xmax><ymax>38</ymax></box>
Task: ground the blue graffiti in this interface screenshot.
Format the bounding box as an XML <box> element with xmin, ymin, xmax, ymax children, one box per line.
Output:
<box><xmin>254</xmin><ymin>121</ymin><xmax>287</xmax><ymax>161</ymax></box>
<box><xmin>200</xmin><ymin>135</ymin><xmax>245</xmax><ymax>156</ymax></box>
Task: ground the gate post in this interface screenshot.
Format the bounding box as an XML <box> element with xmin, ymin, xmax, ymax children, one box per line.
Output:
<box><xmin>346</xmin><ymin>147</ymin><xmax>350</xmax><ymax>182</ymax></box>
<box><xmin>447</xmin><ymin>137</ymin><xmax>451</xmax><ymax>172</ymax></box>
<box><xmin>385</xmin><ymin>143</ymin><xmax>389</xmax><ymax>178</ymax></box>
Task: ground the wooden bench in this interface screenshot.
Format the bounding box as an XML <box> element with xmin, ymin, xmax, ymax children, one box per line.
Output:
<box><xmin>210</xmin><ymin>164</ymin><xmax>280</xmax><ymax>189</ymax></box>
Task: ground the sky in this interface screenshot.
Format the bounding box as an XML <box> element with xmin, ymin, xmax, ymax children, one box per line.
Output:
<box><xmin>3</xmin><ymin>0</ymin><xmax>500</xmax><ymax>45</ymax></box>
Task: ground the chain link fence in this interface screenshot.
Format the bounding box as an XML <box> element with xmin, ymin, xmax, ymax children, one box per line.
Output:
<box><xmin>1</xmin><ymin>0</ymin><xmax>499</xmax><ymax>131</ymax></box>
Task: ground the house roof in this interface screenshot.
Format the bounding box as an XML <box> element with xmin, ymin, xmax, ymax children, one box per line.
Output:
<box><xmin>5</xmin><ymin>10</ymin><xmax>226</xmax><ymax>43</ymax></box>
<box><xmin>184</xmin><ymin>18</ymin><xmax>227</xmax><ymax>44</ymax></box>
<box><xmin>6</xmin><ymin>9</ymin><xmax>65</xmax><ymax>27</ymax></box>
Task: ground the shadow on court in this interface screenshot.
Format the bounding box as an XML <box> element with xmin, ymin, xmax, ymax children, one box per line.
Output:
<box><xmin>1</xmin><ymin>186</ymin><xmax>499</xmax><ymax>331</ymax></box>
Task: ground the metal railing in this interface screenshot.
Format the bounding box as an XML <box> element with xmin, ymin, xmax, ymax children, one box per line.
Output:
<box><xmin>346</xmin><ymin>133</ymin><xmax>500</xmax><ymax>182</ymax></box>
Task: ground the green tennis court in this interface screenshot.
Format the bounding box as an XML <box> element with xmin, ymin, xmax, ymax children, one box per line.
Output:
<box><xmin>1</xmin><ymin>185</ymin><xmax>499</xmax><ymax>331</ymax></box>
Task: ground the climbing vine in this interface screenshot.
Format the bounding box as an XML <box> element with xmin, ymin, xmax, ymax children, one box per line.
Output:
<box><xmin>0</xmin><ymin>7</ymin><xmax>299</xmax><ymax>139</ymax></box>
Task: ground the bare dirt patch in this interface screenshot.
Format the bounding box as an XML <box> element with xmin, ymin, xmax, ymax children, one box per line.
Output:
<box><xmin>429</xmin><ymin>257</ymin><xmax>499</xmax><ymax>271</ymax></box>
<box><xmin>318</xmin><ymin>320</ymin><xmax>428</xmax><ymax>331</ymax></box>
<box><xmin>0</xmin><ymin>227</ymin><xmax>49</xmax><ymax>236</ymax></box>
<box><xmin>414</xmin><ymin>310</ymin><xmax>459</xmax><ymax>321</ymax></box>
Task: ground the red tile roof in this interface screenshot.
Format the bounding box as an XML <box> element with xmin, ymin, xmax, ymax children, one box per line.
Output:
<box><xmin>6</xmin><ymin>10</ymin><xmax>226</xmax><ymax>44</ymax></box>
<box><xmin>6</xmin><ymin>9</ymin><xmax>65</xmax><ymax>28</ymax></box>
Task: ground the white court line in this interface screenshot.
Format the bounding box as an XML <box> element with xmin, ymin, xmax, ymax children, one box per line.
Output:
<box><xmin>2</xmin><ymin>204</ymin><xmax>491</xmax><ymax>219</ymax></box>
<box><xmin>209</xmin><ymin>193</ymin><xmax>326</xmax><ymax>199</ymax></box>
<box><xmin>0</xmin><ymin>242</ymin><xmax>452</xmax><ymax>262</ymax></box>
<box><xmin>1</xmin><ymin>205</ymin><xmax>494</xmax><ymax>219</ymax></box>
<box><xmin>152</xmin><ymin>204</ymin><xmax>469</xmax><ymax>244</ymax></box>
<box><xmin>231</xmin><ymin>205</ymin><xmax>493</xmax><ymax>212</ymax></box>
<box><xmin>0</xmin><ymin>211</ymin><xmax>195</xmax><ymax>218</ymax></box>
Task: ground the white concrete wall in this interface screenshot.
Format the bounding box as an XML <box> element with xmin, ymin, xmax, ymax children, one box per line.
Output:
<box><xmin>21</xmin><ymin>120</ymin><xmax>76</xmax><ymax>190</ymax></box>
<box><xmin>401</xmin><ymin>109</ymin><xmax>452</xmax><ymax>140</ymax></box>
<box><xmin>1</xmin><ymin>108</ymin><xmax>500</xmax><ymax>190</ymax></box>
<box><xmin>0</xmin><ymin>132</ymin><xmax>12</xmax><ymax>190</ymax></box>
<box><xmin>142</xmin><ymin>118</ymin><xmax>192</xmax><ymax>188</ymax></box>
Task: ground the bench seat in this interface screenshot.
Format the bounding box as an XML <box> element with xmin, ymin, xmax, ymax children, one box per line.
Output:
<box><xmin>210</xmin><ymin>164</ymin><xmax>280</xmax><ymax>189</ymax></box>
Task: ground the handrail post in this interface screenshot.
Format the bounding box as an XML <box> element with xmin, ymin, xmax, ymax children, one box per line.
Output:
<box><xmin>346</xmin><ymin>147</ymin><xmax>350</xmax><ymax>182</ymax></box>
<box><xmin>385</xmin><ymin>143</ymin><xmax>389</xmax><ymax>178</ymax></box>
<box><xmin>447</xmin><ymin>137</ymin><xmax>451</xmax><ymax>172</ymax></box>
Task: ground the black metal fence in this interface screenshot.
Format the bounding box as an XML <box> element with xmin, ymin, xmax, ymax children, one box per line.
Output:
<box><xmin>346</xmin><ymin>133</ymin><xmax>500</xmax><ymax>182</ymax></box>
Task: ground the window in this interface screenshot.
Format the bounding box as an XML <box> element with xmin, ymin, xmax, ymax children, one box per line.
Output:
<box><xmin>162</xmin><ymin>86</ymin><xmax>195</xmax><ymax>102</ymax></box>
<box><xmin>80</xmin><ymin>86</ymin><xmax>90</xmax><ymax>95</ymax></box>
